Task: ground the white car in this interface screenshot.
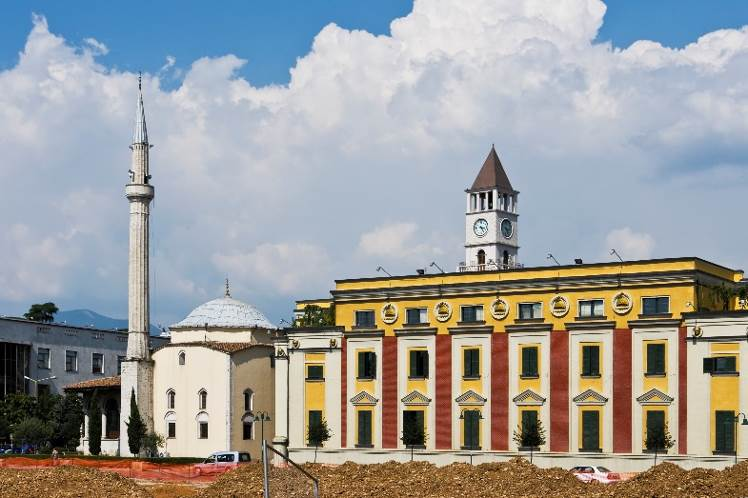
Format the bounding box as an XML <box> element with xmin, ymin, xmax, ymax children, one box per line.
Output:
<box><xmin>194</xmin><ymin>451</ymin><xmax>251</xmax><ymax>475</ymax></box>
<box><xmin>571</xmin><ymin>465</ymin><xmax>621</xmax><ymax>484</ymax></box>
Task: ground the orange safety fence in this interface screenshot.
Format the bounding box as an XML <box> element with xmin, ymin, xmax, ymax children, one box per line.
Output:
<box><xmin>0</xmin><ymin>457</ymin><xmax>239</xmax><ymax>482</ymax></box>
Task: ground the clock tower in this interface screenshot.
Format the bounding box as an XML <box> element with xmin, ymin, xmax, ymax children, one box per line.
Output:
<box><xmin>463</xmin><ymin>145</ymin><xmax>519</xmax><ymax>271</ymax></box>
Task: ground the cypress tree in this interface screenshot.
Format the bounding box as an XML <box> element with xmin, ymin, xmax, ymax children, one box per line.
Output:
<box><xmin>88</xmin><ymin>394</ymin><xmax>102</xmax><ymax>456</ymax></box>
<box><xmin>126</xmin><ymin>389</ymin><xmax>146</xmax><ymax>456</ymax></box>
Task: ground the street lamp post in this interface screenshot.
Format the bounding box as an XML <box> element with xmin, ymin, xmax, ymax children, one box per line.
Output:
<box><xmin>733</xmin><ymin>413</ymin><xmax>748</xmax><ymax>465</ymax></box>
<box><xmin>254</xmin><ymin>411</ymin><xmax>272</xmax><ymax>442</ymax></box>
<box><xmin>23</xmin><ymin>375</ymin><xmax>57</xmax><ymax>397</ymax></box>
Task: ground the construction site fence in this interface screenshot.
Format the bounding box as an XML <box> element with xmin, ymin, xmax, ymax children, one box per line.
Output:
<box><xmin>0</xmin><ymin>456</ymin><xmax>237</xmax><ymax>482</ymax></box>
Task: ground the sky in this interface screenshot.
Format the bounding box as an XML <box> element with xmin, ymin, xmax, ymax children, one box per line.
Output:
<box><xmin>1</xmin><ymin>0</ymin><xmax>748</xmax><ymax>328</ymax></box>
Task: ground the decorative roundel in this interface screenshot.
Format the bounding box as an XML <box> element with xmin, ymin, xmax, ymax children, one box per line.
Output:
<box><xmin>550</xmin><ymin>295</ymin><xmax>569</xmax><ymax>318</ymax></box>
<box><xmin>433</xmin><ymin>301</ymin><xmax>453</xmax><ymax>322</ymax></box>
<box><xmin>490</xmin><ymin>298</ymin><xmax>509</xmax><ymax>320</ymax></box>
<box><xmin>612</xmin><ymin>292</ymin><xmax>633</xmax><ymax>315</ymax></box>
<box><xmin>381</xmin><ymin>303</ymin><xmax>398</xmax><ymax>324</ymax></box>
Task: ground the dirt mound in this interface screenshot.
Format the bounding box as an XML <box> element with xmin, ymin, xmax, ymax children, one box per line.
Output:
<box><xmin>0</xmin><ymin>465</ymin><xmax>150</xmax><ymax>498</ymax></box>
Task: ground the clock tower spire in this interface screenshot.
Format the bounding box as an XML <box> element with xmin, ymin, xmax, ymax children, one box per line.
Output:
<box><xmin>462</xmin><ymin>145</ymin><xmax>519</xmax><ymax>271</ymax></box>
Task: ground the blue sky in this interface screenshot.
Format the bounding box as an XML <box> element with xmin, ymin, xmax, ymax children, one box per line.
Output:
<box><xmin>2</xmin><ymin>1</ymin><xmax>748</xmax><ymax>87</ymax></box>
<box><xmin>1</xmin><ymin>1</ymin><xmax>748</xmax><ymax>326</ymax></box>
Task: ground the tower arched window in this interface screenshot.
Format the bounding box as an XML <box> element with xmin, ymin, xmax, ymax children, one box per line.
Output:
<box><xmin>198</xmin><ymin>389</ymin><xmax>207</xmax><ymax>410</ymax></box>
<box><xmin>167</xmin><ymin>389</ymin><xmax>175</xmax><ymax>410</ymax></box>
<box><xmin>503</xmin><ymin>250</ymin><xmax>509</xmax><ymax>267</ymax></box>
<box><xmin>477</xmin><ymin>250</ymin><xmax>486</xmax><ymax>267</ymax></box>
<box><xmin>178</xmin><ymin>351</ymin><xmax>185</xmax><ymax>366</ymax></box>
<box><xmin>243</xmin><ymin>389</ymin><xmax>254</xmax><ymax>412</ymax></box>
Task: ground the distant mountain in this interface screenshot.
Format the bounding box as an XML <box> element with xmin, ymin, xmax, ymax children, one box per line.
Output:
<box><xmin>55</xmin><ymin>309</ymin><xmax>163</xmax><ymax>335</ymax></box>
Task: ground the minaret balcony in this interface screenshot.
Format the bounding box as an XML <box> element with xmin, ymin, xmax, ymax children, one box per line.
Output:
<box><xmin>125</xmin><ymin>183</ymin><xmax>155</xmax><ymax>200</ymax></box>
<box><xmin>458</xmin><ymin>261</ymin><xmax>524</xmax><ymax>272</ymax></box>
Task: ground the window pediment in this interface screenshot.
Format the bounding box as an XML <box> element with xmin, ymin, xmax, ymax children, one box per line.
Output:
<box><xmin>636</xmin><ymin>388</ymin><xmax>673</xmax><ymax>406</ymax></box>
<box><xmin>455</xmin><ymin>389</ymin><xmax>487</xmax><ymax>406</ymax></box>
<box><xmin>401</xmin><ymin>390</ymin><xmax>431</xmax><ymax>406</ymax></box>
<box><xmin>350</xmin><ymin>391</ymin><xmax>379</xmax><ymax>406</ymax></box>
<box><xmin>572</xmin><ymin>388</ymin><xmax>608</xmax><ymax>406</ymax></box>
<box><xmin>512</xmin><ymin>389</ymin><xmax>546</xmax><ymax>406</ymax></box>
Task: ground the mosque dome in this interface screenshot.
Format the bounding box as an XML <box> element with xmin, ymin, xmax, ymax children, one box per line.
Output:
<box><xmin>171</xmin><ymin>286</ymin><xmax>275</xmax><ymax>330</ymax></box>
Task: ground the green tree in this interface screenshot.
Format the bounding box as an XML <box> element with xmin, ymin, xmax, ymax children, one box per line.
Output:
<box><xmin>513</xmin><ymin>417</ymin><xmax>547</xmax><ymax>464</ymax></box>
<box><xmin>306</xmin><ymin>417</ymin><xmax>331</xmax><ymax>463</ymax></box>
<box><xmin>23</xmin><ymin>302</ymin><xmax>59</xmax><ymax>323</ymax></box>
<box><xmin>142</xmin><ymin>432</ymin><xmax>165</xmax><ymax>457</ymax></box>
<box><xmin>13</xmin><ymin>417</ymin><xmax>53</xmax><ymax>449</ymax></box>
<box><xmin>51</xmin><ymin>393</ymin><xmax>85</xmax><ymax>450</ymax></box>
<box><xmin>126</xmin><ymin>389</ymin><xmax>147</xmax><ymax>456</ymax></box>
<box><xmin>0</xmin><ymin>394</ymin><xmax>39</xmax><ymax>428</ymax></box>
<box><xmin>294</xmin><ymin>304</ymin><xmax>335</xmax><ymax>328</ymax></box>
<box><xmin>400</xmin><ymin>415</ymin><xmax>427</xmax><ymax>462</ymax></box>
<box><xmin>88</xmin><ymin>395</ymin><xmax>102</xmax><ymax>456</ymax></box>
<box><xmin>645</xmin><ymin>423</ymin><xmax>675</xmax><ymax>466</ymax></box>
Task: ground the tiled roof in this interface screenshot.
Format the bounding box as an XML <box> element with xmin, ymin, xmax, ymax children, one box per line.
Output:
<box><xmin>468</xmin><ymin>145</ymin><xmax>515</xmax><ymax>193</ymax></box>
<box><xmin>65</xmin><ymin>375</ymin><xmax>121</xmax><ymax>391</ymax></box>
<box><xmin>160</xmin><ymin>341</ymin><xmax>268</xmax><ymax>354</ymax></box>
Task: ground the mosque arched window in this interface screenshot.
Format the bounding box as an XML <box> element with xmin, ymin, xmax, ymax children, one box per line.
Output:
<box><xmin>178</xmin><ymin>351</ymin><xmax>186</xmax><ymax>366</ymax></box>
<box><xmin>198</xmin><ymin>389</ymin><xmax>208</xmax><ymax>410</ymax></box>
<box><xmin>243</xmin><ymin>389</ymin><xmax>254</xmax><ymax>412</ymax></box>
<box><xmin>167</xmin><ymin>389</ymin><xmax>176</xmax><ymax>410</ymax></box>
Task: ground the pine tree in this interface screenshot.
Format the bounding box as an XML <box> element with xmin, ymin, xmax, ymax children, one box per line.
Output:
<box><xmin>513</xmin><ymin>417</ymin><xmax>546</xmax><ymax>464</ymax></box>
<box><xmin>645</xmin><ymin>423</ymin><xmax>675</xmax><ymax>466</ymax></box>
<box><xmin>88</xmin><ymin>394</ymin><xmax>102</xmax><ymax>456</ymax></box>
<box><xmin>126</xmin><ymin>389</ymin><xmax>146</xmax><ymax>456</ymax></box>
<box><xmin>401</xmin><ymin>415</ymin><xmax>427</xmax><ymax>461</ymax></box>
<box><xmin>306</xmin><ymin>417</ymin><xmax>331</xmax><ymax>463</ymax></box>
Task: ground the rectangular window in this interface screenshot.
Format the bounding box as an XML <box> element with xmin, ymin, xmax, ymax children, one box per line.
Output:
<box><xmin>581</xmin><ymin>345</ymin><xmax>600</xmax><ymax>377</ymax></box>
<box><xmin>463</xmin><ymin>348</ymin><xmax>480</xmax><ymax>378</ymax></box>
<box><xmin>406</xmin><ymin>308</ymin><xmax>427</xmax><ymax>325</ymax></box>
<box><xmin>37</xmin><ymin>348</ymin><xmax>50</xmax><ymax>370</ymax></box>
<box><xmin>578</xmin><ymin>299</ymin><xmax>604</xmax><ymax>318</ymax></box>
<box><xmin>357</xmin><ymin>351</ymin><xmax>376</xmax><ymax>379</ymax></box>
<box><xmin>243</xmin><ymin>421</ymin><xmax>253</xmax><ymax>440</ymax></box>
<box><xmin>715</xmin><ymin>410</ymin><xmax>735</xmax><ymax>453</ymax></box>
<box><xmin>65</xmin><ymin>350</ymin><xmax>78</xmax><ymax>372</ymax></box>
<box><xmin>460</xmin><ymin>305</ymin><xmax>484</xmax><ymax>323</ymax></box>
<box><xmin>521</xmin><ymin>410</ymin><xmax>538</xmax><ymax>435</ymax></box>
<box><xmin>402</xmin><ymin>410</ymin><xmax>425</xmax><ymax>447</ymax></box>
<box><xmin>167</xmin><ymin>422</ymin><xmax>176</xmax><ymax>439</ymax></box>
<box><xmin>462</xmin><ymin>410</ymin><xmax>480</xmax><ymax>449</ymax></box>
<box><xmin>521</xmin><ymin>346</ymin><xmax>539</xmax><ymax>378</ymax></box>
<box><xmin>92</xmin><ymin>353</ymin><xmax>104</xmax><ymax>374</ymax></box>
<box><xmin>581</xmin><ymin>411</ymin><xmax>600</xmax><ymax>451</ymax></box>
<box><xmin>355</xmin><ymin>310</ymin><xmax>375</xmax><ymax>328</ymax></box>
<box><xmin>117</xmin><ymin>356</ymin><xmax>125</xmax><ymax>375</ymax></box>
<box><xmin>642</xmin><ymin>296</ymin><xmax>670</xmax><ymax>315</ymax></box>
<box><xmin>646</xmin><ymin>343</ymin><xmax>666</xmax><ymax>375</ymax></box>
<box><xmin>198</xmin><ymin>422</ymin><xmax>208</xmax><ymax>439</ymax></box>
<box><xmin>308</xmin><ymin>410</ymin><xmax>322</xmax><ymax>445</ymax></box>
<box><xmin>518</xmin><ymin>302</ymin><xmax>542</xmax><ymax>320</ymax></box>
<box><xmin>409</xmin><ymin>350</ymin><xmax>429</xmax><ymax>378</ymax></box>
<box><xmin>306</xmin><ymin>364</ymin><xmax>324</xmax><ymax>380</ymax></box>
<box><xmin>357</xmin><ymin>410</ymin><xmax>373</xmax><ymax>447</ymax></box>
<box><xmin>646</xmin><ymin>410</ymin><xmax>665</xmax><ymax>448</ymax></box>
<box><xmin>704</xmin><ymin>355</ymin><xmax>738</xmax><ymax>375</ymax></box>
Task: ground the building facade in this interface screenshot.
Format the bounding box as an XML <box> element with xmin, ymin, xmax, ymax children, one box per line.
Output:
<box><xmin>0</xmin><ymin>316</ymin><xmax>166</xmax><ymax>398</ymax></box>
<box><xmin>277</xmin><ymin>258</ymin><xmax>745</xmax><ymax>467</ymax></box>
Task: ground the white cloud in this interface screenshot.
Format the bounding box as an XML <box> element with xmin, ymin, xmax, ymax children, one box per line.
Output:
<box><xmin>605</xmin><ymin>228</ymin><xmax>655</xmax><ymax>261</ymax></box>
<box><xmin>83</xmin><ymin>37</ymin><xmax>108</xmax><ymax>55</ymax></box>
<box><xmin>2</xmin><ymin>4</ymin><xmax>748</xmax><ymax>322</ymax></box>
<box><xmin>212</xmin><ymin>242</ymin><xmax>331</xmax><ymax>295</ymax></box>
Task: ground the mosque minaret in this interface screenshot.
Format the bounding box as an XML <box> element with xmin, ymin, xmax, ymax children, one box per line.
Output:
<box><xmin>120</xmin><ymin>76</ymin><xmax>155</xmax><ymax>453</ymax></box>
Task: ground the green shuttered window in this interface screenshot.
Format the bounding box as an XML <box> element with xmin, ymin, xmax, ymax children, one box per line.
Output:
<box><xmin>357</xmin><ymin>410</ymin><xmax>372</xmax><ymax>447</ymax></box>
<box><xmin>646</xmin><ymin>343</ymin><xmax>666</xmax><ymax>375</ymax></box>
<box><xmin>463</xmin><ymin>348</ymin><xmax>480</xmax><ymax>378</ymax></box>
<box><xmin>715</xmin><ymin>410</ymin><xmax>735</xmax><ymax>453</ymax></box>
<box><xmin>581</xmin><ymin>411</ymin><xmax>600</xmax><ymax>451</ymax></box>
<box><xmin>521</xmin><ymin>346</ymin><xmax>539</xmax><ymax>377</ymax></box>
<box><xmin>581</xmin><ymin>345</ymin><xmax>600</xmax><ymax>377</ymax></box>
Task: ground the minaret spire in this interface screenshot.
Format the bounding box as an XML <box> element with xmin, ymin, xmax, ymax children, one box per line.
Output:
<box><xmin>121</xmin><ymin>74</ymin><xmax>155</xmax><ymax>453</ymax></box>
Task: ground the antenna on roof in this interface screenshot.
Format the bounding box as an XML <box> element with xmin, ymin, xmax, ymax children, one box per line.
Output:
<box><xmin>610</xmin><ymin>248</ymin><xmax>624</xmax><ymax>263</ymax></box>
<box><xmin>376</xmin><ymin>266</ymin><xmax>392</xmax><ymax>277</ymax></box>
<box><xmin>429</xmin><ymin>261</ymin><xmax>445</xmax><ymax>274</ymax></box>
<box><xmin>547</xmin><ymin>253</ymin><xmax>560</xmax><ymax>266</ymax></box>
<box><xmin>225</xmin><ymin>277</ymin><xmax>231</xmax><ymax>297</ymax></box>
<box><xmin>138</xmin><ymin>71</ymin><xmax>142</xmax><ymax>91</ymax></box>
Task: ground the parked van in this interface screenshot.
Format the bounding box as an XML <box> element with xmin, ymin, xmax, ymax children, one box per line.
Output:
<box><xmin>194</xmin><ymin>451</ymin><xmax>251</xmax><ymax>475</ymax></box>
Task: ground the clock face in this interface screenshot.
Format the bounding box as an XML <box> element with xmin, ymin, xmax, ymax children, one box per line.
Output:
<box><xmin>501</xmin><ymin>218</ymin><xmax>513</xmax><ymax>239</ymax></box>
<box><xmin>473</xmin><ymin>218</ymin><xmax>489</xmax><ymax>237</ymax></box>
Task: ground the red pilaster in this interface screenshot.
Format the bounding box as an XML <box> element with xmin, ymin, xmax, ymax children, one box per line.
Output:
<box><xmin>678</xmin><ymin>326</ymin><xmax>688</xmax><ymax>454</ymax></box>
<box><xmin>382</xmin><ymin>335</ymin><xmax>398</xmax><ymax>448</ymax></box>
<box><xmin>340</xmin><ymin>336</ymin><xmax>347</xmax><ymax>448</ymax></box>
<box><xmin>550</xmin><ymin>330</ymin><xmax>569</xmax><ymax>452</ymax></box>
<box><xmin>613</xmin><ymin>328</ymin><xmax>632</xmax><ymax>453</ymax></box>
<box><xmin>435</xmin><ymin>334</ymin><xmax>452</xmax><ymax>449</ymax></box>
<box><xmin>491</xmin><ymin>333</ymin><xmax>509</xmax><ymax>450</ymax></box>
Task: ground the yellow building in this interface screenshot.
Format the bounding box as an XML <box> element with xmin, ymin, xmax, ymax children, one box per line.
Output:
<box><xmin>272</xmin><ymin>148</ymin><xmax>748</xmax><ymax>469</ymax></box>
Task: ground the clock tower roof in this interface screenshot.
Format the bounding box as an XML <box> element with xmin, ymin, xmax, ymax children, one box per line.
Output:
<box><xmin>467</xmin><ymin>145</ymin><xmax>515</xmax><ymax>193</ymax></box>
